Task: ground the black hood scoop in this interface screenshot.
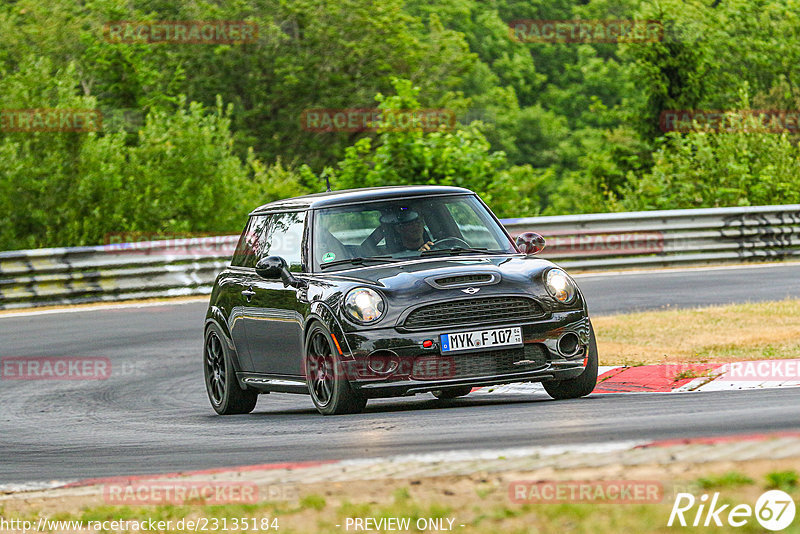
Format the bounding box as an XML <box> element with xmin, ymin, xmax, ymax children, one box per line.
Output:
<box><xmin>425</xmin><ymin>271</ymin><xmax>500</xmax><ymax>289</ymax></box>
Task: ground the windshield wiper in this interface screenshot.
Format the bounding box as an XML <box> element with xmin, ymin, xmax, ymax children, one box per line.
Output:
<box><xmin>420</xmin><ymin>247</ymin><xmax>509</xmax><ymax>257</ymax></box>
<box><xmin>319</xmin><ymin>256</ymin><xmax>404</xmax><ymax>269</ymax></box>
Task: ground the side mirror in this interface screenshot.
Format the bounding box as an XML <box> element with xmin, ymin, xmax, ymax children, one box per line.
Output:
<box><xmin>255</xmin><ymin>256</ymin><xmax>308</xmax><ymax>289</ymax></box>
<box><xmin>255</xmin><ymin>256</ymin><xmax>286</xmax><ymax>279</ymax></box>
<box><xmin>515</xmin><ymin>232</ymin><xmax>546</xmax><ymax>255</ymax></box>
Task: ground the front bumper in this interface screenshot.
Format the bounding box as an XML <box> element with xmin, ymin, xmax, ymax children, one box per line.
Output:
<box><xmin>341</xmin><ymin>309</ymin><xmax>590</xmax><ymax>398</ymax></box>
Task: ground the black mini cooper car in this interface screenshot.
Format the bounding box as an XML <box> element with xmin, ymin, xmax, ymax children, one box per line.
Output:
<box><xmin>204</xmin><ymin>186</ymin><xmax>597</xmax><ymax>415</ymax></box>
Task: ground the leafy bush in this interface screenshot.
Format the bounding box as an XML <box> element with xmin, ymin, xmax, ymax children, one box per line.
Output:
<box><xmin>0</xmin><ymin>55</ymin><xmax>308</xmax><ymax>249</ymax></box>
<box><xmin>622</xmin><ymin>111</ymin><xmax>800</xmax><ymax>211</ymax></box>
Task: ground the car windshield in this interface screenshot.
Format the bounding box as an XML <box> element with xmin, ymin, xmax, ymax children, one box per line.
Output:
<box><xmin>312</xmin><ymin>194</ymin><xmax>516</xmax><ymax>270</ymax></box>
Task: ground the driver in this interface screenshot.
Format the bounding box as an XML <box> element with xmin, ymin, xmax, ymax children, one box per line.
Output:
<box><xmin>380</xmin><ymin>209</ymin><xmax>434</xmax><ymax>252</ymax></box>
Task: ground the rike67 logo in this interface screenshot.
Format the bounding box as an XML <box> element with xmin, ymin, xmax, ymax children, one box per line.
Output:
<box><xmin>669</xmin><ymin>490</ymin><xmax>796</xmax><ymax>531</ymax></box>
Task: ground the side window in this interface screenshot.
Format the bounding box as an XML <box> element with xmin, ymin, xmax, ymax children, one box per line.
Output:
<box><xmin>231</xmin><ymin>215</ymin><xmax>268</xmax><ymax>268</ymax></box>
<box><xmin>259</xmin><ymin>211</ymin><xmax>306</xmax><ymax>272</ymax></box>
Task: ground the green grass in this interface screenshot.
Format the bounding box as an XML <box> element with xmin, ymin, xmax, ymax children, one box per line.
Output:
<box><xmin>299</xmin><ymin>494</ymin><xmax>326</xmax><ymax>511</ymax></box>
<box><xmin>696</xmin><ymin>471</ymin><xmax>754</xmax><ymax>489</ymax></box>
<box><xmin>12</xmin><ymin>475</ymin><xmax>800</xmax><ymax>534</ymax></box>
<box><xmin>594</xmin><ymin>298</ymin><xmax>800</xmax><ymax>365</ymax></box>
<box><xmin>766</xmin><ymin>470</ymin><xmax>799</xmax><ymax>492</ymax></box>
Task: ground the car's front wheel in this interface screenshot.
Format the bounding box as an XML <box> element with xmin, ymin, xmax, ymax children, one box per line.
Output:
<box><xmin>305</xmin><ymin>323</ymin><xmax>367</xmax><ymax>416</ymax></box>
<box><xmin>204</xmin><ymin>325</ymin><xmax>258</xmax><ymax>415</ymax></box>
<box><xmin>543</xmin><ymin>322</ymin><xmax>598</xmax><ymax>400</ymax></box>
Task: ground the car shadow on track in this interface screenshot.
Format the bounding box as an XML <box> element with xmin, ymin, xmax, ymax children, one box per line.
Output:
<box><xmin>231</xmin><ymin>392</ymin><xmax>605</xmax><ymax>418</ymax></box>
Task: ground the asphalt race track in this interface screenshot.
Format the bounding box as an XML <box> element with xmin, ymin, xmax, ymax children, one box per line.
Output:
<box><xmin>2</xmin><ymin>263</ymin><xmax>800</xmax><ymax>484</ymax></box>
<box><xmin>577</xmin><ymin>262</ymin><xmax>800</xmax><ymax>315</ymax></box>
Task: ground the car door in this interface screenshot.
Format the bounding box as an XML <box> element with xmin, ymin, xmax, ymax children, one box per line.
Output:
<box><xmin>224</xmin><ymin>214</ymin><xmax>270</xmax><ymax>372</ymax></box>
<box><xmin>244</xmin><ymin>210</ymin><xmax>308</xmax><ymax>376</ymax></box>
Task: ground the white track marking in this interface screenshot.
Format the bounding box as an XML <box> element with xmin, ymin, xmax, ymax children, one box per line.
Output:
<box><xmin>334</xmin><ymin>440</ymin><xmax>646</xmax><ymax>468</ymax></box>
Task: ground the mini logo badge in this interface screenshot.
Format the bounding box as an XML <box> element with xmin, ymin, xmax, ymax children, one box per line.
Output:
<box><xmin>461</xmin><ymin>287</ymin><xmax>480</xmax><ymax>294</ymax></box>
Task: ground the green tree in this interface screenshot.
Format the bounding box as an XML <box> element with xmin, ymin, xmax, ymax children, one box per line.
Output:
<box><xmin>320</xmin><ymin>78</ymin><xmax>544</xmax><ymax>216</ymax></box>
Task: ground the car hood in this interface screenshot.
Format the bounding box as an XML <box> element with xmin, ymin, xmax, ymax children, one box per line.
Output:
<box><xmin>308</xmin><ymin>254</ymin><xmax>580</xmax><ymax>328</ymax></box>
<box><xmin>318</xmin><ymin>255</ymin><xmax>551</xmax><ymax>287</ymax></box>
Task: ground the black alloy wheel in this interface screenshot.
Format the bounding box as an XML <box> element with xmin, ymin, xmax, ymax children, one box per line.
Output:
<box><xmin>305</xmin><ymin>323</ymin><xmax>367</xmax><ymax>415</ymax></box>
<box><xmin>204</xmin><ymin>326</ymin><xmax>258</xmax><ymax>414</ymax></box>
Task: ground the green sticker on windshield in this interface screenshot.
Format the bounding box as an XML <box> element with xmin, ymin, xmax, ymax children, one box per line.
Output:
<box><xmin>322</xmin><ymin>252</ymin><xmax>336</xmax><ymax>263</ymax></box>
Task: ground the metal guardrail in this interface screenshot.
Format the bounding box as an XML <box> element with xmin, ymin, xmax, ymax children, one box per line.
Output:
<box><xmin>1</xmin><ymin>204</ymin><xmax>799</xmax><ymax>310</ymax></box>
<box><xmin>0</xmin><ymin>238</ymin><xmax>236</xmax><ymax>310</ymax></box>
<box><xmin>504</xmin><ymin>204</ymin><xmax>800</xmax><ymax>270</ymax></box>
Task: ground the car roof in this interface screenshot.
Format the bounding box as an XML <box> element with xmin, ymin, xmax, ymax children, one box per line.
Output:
<box><xmin>250</xmin><ymin>185</ymin><xmax>474</xmax><ymax>213</ymax></box>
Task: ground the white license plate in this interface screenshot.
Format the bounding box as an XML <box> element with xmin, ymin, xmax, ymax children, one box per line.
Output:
<box><xmin>440</xmin><ymin>327</ymin><xmax>523</xmax><ymax>353</ymax></box>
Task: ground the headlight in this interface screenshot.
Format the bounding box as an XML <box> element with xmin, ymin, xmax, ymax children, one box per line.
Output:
<box><xmin>343</xmin><ymin>287</ymin><xmax>385</xmax><ymax>323</ymax></box>
<box><xmin>545</xmin><ymin>268</ymin><xmax>577</xmax><ymax>304</ymax></box>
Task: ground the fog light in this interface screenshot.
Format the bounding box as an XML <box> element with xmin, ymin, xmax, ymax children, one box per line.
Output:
<box><xmin>422</xmin><ymin>339</ymin><xmax>433</xmax><ymax>348</ymax></box>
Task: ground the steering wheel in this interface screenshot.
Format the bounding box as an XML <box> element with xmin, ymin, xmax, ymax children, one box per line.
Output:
<box><xmin>430</xmin><ymin>237</ymin><xmax>470</xmax><ymax>250</ymax></box>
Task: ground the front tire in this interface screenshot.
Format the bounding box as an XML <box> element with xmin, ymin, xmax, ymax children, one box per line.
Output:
<box><xmin>204</xmin><ymin>325</ymin><xmax>258</xmax><ymax>415</ymax></box>
<box><xmin>543</xmin><ymin>322</ymin><xmax>598</xmax><ymax>400</ymax></box>
<box><xmin>305</xmin><ymin>323</ymin><xmax>367</xmax><ymax>416</ymax></box>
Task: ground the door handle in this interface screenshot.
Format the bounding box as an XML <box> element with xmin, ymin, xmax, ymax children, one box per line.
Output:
<box><xmin>241</xmin><ymin>288</ymin><xmax>255</xmax><ymax>301</ymax></box>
